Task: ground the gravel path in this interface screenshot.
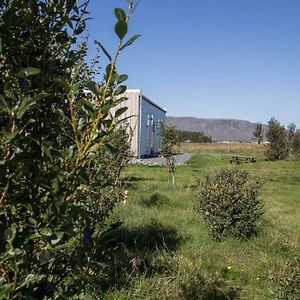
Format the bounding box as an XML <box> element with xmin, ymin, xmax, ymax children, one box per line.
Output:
<box><xmin>130</xmin><ymin>153</ymin><xmax>192</xmax><ymax>166</ymax></box>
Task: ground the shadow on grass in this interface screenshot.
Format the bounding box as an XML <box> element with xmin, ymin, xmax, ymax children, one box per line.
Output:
<box><xmin>124</xmin><ymin>175</ymin><xmax>152</xmax><ymax>189</ymax></box>
<box><xmin>90</xmin><ymin>221</ymin><xmax>182</xmax><ymax>292</ymax></box>
<box><xmin>105</xmin><ymin>220</ymin><xmax>181</xmax><ymax>253</ymax></box>
<box><xmin>179</xmin><ymin>272</ymin><xmax>240</xmax><ymax>300</ymax></box>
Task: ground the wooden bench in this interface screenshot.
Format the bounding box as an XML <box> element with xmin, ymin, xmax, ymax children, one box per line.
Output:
<box><xmin>230</xmin><ymin>156</ymin><xmax>256</xmax><ymax>164</ymax></box>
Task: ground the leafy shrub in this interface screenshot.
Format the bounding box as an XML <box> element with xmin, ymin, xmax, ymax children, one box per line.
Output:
<box><xmin>271</xmin><ymin>257</ymin><xmax>300</xmax><ymax>299</ymax></box>
<box><xmin>195</xmin><ymin>169</ymin><xmax>264</xmax><ymax>240</ymax></box>
<box><xmin>0</xmin><ymin>0</ymin><xmax>138</xmax><ymax>298</ymax></box>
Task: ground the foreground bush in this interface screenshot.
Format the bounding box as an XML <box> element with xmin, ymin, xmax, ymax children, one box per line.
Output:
<box><xmin>0</xmin><ymin>0</ymin><xmax>138</xmax><ymax>298</ymax></box>
<box><xmin>195</xmin><ymin>168</ymin><xmax>263</xmax><ymax>240</ymax></box>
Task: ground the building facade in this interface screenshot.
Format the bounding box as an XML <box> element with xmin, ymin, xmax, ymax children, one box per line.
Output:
<box><xmin>111</xmin><ymin>89</ymin><xmax>166</xmax><ymax>158</ymax></box>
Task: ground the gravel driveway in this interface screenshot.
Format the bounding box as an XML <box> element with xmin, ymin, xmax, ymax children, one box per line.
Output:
<box><xmin>130</xmin><ymin>153</ymin><xmax>192</xmax><ymax>166</ymax></box>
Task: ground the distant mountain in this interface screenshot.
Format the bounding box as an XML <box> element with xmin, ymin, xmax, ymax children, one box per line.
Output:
<box><xmin>166</xmin><ymin>116</ymin><xmax>267</xmax><ymax>142</ymax></box>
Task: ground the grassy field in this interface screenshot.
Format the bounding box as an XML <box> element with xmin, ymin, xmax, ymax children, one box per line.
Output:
<box><xmin>92</xmin><ymin>144</ymin><xmax>300</xmax><ymax>299</ymax></box>
<box><xmin>179</xmin><ymin>142</ymin><xmax>266</xmax><ymax>157</ymax></box>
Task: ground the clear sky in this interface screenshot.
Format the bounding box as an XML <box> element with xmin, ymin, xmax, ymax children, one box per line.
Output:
<box><xmin>86</xmin><ymin>0</ymin><xmax>300</xmax><ymax>126</ymax></box>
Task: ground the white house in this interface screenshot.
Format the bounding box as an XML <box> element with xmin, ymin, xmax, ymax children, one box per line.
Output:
<box><xmin>111</xmin><ymin>89</ymin><xmax>167</xmax><ymax>158</ymax></box>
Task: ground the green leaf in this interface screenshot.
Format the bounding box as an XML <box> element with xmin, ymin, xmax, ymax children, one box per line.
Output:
<box><xmin>115</xmin><ymin>107</ymin><xmax>128</xmax><ymax>118</ymax></box>
<box><xmin>69</xmin><ymin>82</ymin><xmax>79</xmax><ymax>95</ymax></box>
<box><xmin>5</xmin><ymin>226</ymin><xmax>16</xmax><ymax>242</ymax></box>
<box><xmin>115</xmin><ymin>85</ymin><xmax>127</xmax><ymax>95</ymax></box>
<box><xmin>117</xmin><ymin>74</ymin><xmax>128</xmax><ymax>83</ymax></box>
<box><xmin>0</xmin><ymin>95</ymin><xmax>9</xmax><ymax>113</ymax></box>
<box><xmin>19</xmin><ymin>78</ymin><xmax>32</xmax><ymax>94</ymax></box>
<box><xmin>4</xmin><ymin>229</ymin><xmax>16</xmax><ymax>244</ymax></box>
<box><xmin>62</xmin><ymin>146</ymin><xmax>74</xmax><ymax>160</ymax></box>
<box><xmin>115</xmin><ymin>20</ymin><xmax>127</xmax><ymax>39</ymax></box>
<box><xmin>57</xmin><ymin>78</ymin><xmax>71</xmax><ymax>93</ymax></box>
<box><xmin>51</xmin><ymin>231</ymin><xmax>64</xmax><ymax>245</ymax></box>
<box><xmin>16</xmin><ymin>93</ymin><xmax>49</xmax><ymax>119</ymax></box>
<box><xmin>31</xmin><ymin>92</ymin><xmax>50</xmax><ymax>102</ymax></box>
<box><xmin>105</xmin><ymin>143</ymin><xmax>117</xmax><ymax>154</ymax></box>
<box><xmin>40</xmin><ymin>228</ymin><xmax>53</xmax><ymax>237</ymax></box>
<box><xmin>0</xmin><ymin>37</ymin><xmax>2</xmax><ymax>54</ymax></box>
<box><xmin>43</xmin><ymin>145</ymin><xmax>53</xmax><ymax>160</ymax></box>
<box><xmin>38</xmin><ymin>251</ymin><xmax>51</xmax><ymax>266</ymax></box>
<box><xmin>18</xmin><ymin>274</ymin><xmax>46</xmax><ymax>288</ymax></box>
<box><xmin>120</xmin><ymin>34</ymin><xmax>141</xmax><ymax>50</ymax></box>
<box><xmin>3</xmin><ymin>131</ymin><xmax>19</xmax><ymax>144</ymax></box>
<box><xmin>83</xmin><ymin>99</ymin><xmax>96</xmax><ymax>118</ymax></box>
<box><xmin>0</xmin><ymin>284</ymin><xmax>14</xmax><ymax>298</ymax></box>
<box><xmin>114</xmin><ymin>8</ymin><xmax>126</xmax><ymax>21</ymax></box>
<box><xmin>52</xmin><ymin>177</ymin><xmax>60</xmax><ymax>193</ymax></box>
<box><xmin>18</xmin><ymin>67</ymin><xmax>40</xmax><ymax>78</ymax></box>
<box><xmin>86</xmin><ymin>79</ymin><xmax>100</xmax><ymax>97</ymax></box>
<box><xmin>95</xmin><ymin>40</ymin><xmax>111</xmax><ymax>61</ymax></box>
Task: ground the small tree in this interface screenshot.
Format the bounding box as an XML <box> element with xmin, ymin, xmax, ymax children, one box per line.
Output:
<box><xmin>161</xmin><ymin>125</ymin><xmax>179</xmax><ymax>187</ymax></box>
<box><xmin>265</xmin><ymin>118</ymin><xmax>288</xmax><ymax>160</ymax></box>
<box><xmin>291</xmin><ymin>130</ymin><xmax>300</xmax><ymax>158</ymax></box>
<box><xmin>286</xmin><ymin>122</ymin><xmax>297</xmax><ymax>154</ymax></box>
<box><xmin>253</xmin><ymin>122</ymin><xmax>264</xmax><ymax>144</ymax></box>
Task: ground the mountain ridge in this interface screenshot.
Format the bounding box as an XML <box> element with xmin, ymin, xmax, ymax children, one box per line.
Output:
<box><xmin>166</xmin><ymin>116</ymin><xmax>267</xmax><ymax>142</ymax></box>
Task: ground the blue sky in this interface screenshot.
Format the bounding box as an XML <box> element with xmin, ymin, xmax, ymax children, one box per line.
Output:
<box><xmin>86</xmin><ymin>0</ymin><xmax>300</xmax><ymax>126</ymax></box>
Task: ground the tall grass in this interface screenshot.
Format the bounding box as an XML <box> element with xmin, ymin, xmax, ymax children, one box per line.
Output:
<box><xmin>91</xmin><ymin>149</ymin><xmax>300</xmax><ymax>299</ymax></box>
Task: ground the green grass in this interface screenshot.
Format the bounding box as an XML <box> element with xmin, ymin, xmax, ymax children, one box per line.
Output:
<box><xmin>90</xmin><ymin>153</ymin><xmax>300</xmax><ymax>299</ymax></box>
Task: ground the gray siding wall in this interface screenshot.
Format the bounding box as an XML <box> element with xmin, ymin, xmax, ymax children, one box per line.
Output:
<box><xmin>110</xmin><ymin>90</ymin><xmax>166</xmax><ymax>157</ymax></box>
<box><xmin>110</xmin><ymin>91</ymin><xmax>139</xmax><ymax>156</ymax></box>
<box><xmin>139</xmin><ymin>97</ymin><xmax>166</xmax><ymax>157</ymax></box>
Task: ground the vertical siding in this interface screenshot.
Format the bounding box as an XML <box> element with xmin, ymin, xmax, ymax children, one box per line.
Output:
<box><xmin>110</xmin><ymin>90</ymin><xmax>166</xmax><ymax>157</ymax></box>
<box><xmin>110</xmin><ymin>91</ymin><xmax>139</xmax><ymax>156</ymax></box>
<box><xmin>139</xmin><ymin>97</ymin><xmax>166</xmax><ymax>157</ymax></box>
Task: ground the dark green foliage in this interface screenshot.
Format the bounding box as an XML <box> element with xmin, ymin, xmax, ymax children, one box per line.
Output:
<box><xmin>265</xmin><ymin>118</ymin><xmax>288</xmax><ymax>160</ymax></box>
<box><xmin>195</xmin><ymin>169</ymin><xmax>264</xmax><ymax>240</ymax></box>
<box><xmin>271</xmin><ymin>257</ymin><xmax>300</xmax><ymax>300</ymax></box>
<box><xmin>177</xmin><ymin>130</ymin><xmax>212</xmax><ymax>143</ymax></box>
<box><xmin>0</xmin><ymin>0</ymin><xmax>138</xmax><ymax>298</ymax></box>
<box><xmin>101</xmin><ymin>126</ymin><xmax>133</xmax><ymax>187</ymax></box>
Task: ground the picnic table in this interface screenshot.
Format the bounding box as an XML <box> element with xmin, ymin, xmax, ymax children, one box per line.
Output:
<box><xmin>230</xmin><ymin>156</ymin><xmax>256</xmax><ymax>164</ymax></box>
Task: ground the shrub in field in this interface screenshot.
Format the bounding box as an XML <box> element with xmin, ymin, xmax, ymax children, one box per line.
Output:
<box><xmin>0</xmin><ymin>0</ymin><xmax>138</xmax><ymax>298</ymax></box>
<box><xmin>271</xmin><ymin>257</ymin><xmax>300</xmax><ymax>300</ymax></box>
<box><xmin>195</xmin><ymin>169</ymin><xmax>263</xmax><ymax>240</ymax></box>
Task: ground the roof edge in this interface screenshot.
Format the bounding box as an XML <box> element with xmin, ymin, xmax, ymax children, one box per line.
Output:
<box><xmin>126</xmin><ymin>89</ymin><xmax>167</xmax><ymax>113</ymax></box>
